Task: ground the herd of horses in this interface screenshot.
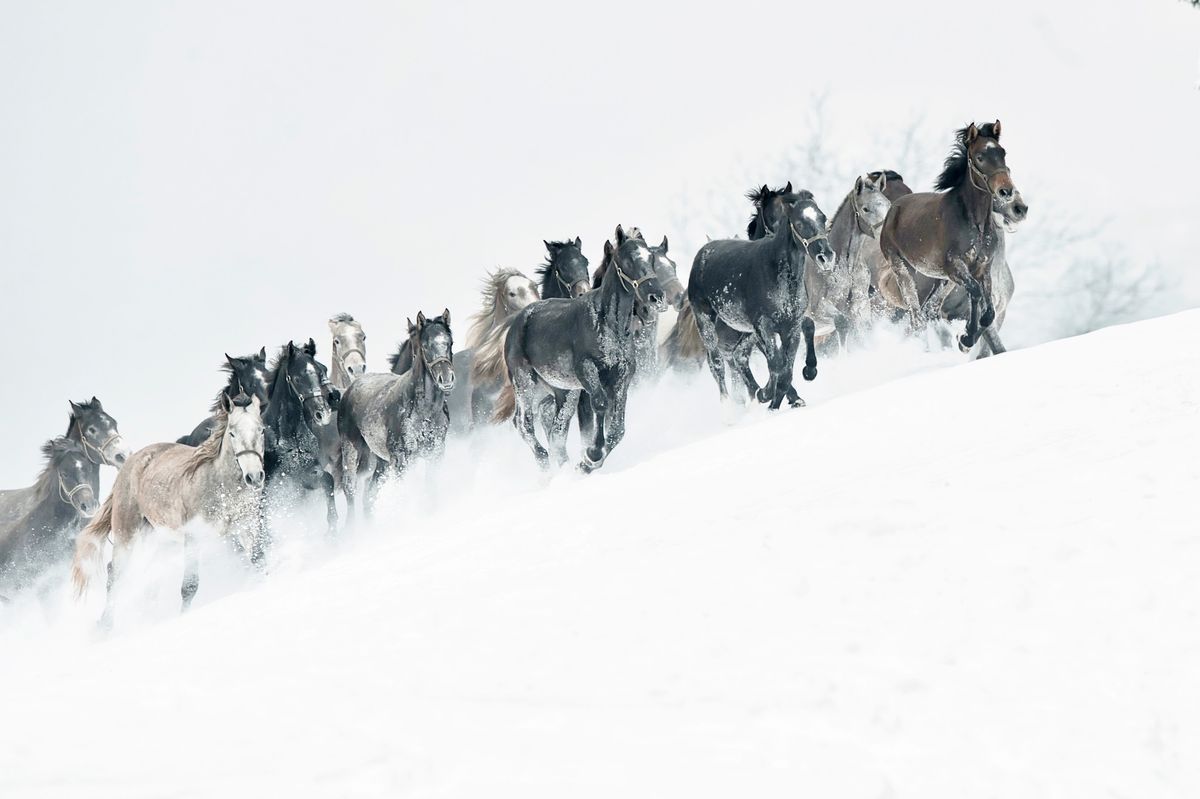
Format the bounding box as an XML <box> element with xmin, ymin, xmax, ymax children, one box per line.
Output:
<box><xmin>0</xmin><ymin>120</ymin><xmax>1027</xmax><ymax>625</ymax></box>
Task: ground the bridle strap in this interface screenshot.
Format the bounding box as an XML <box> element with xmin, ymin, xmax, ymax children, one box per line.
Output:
<box><xmin>232</xmin><ymin>449</ymin><xmax>264</xmax><ymax>465</ymax></box>
<box><xmin>286</xmin><ymin>373</ymin><xmax>326</xmax><ymax>402</ymax></box>
<box><xmin>613</xmin><ymin>262</ymin><xmax>655</xmax><ymax>305</ymax></box>
<box><xmin>851</xmin><ymin>190</ymin><xmax>884</xmax><ymax>237</ymax></box>
<box><xmin>334</xmin><ymin>346</ymin><xmax>365</xmax><ymax>370</ymax></box>
<box><xmin>968</xmin><ymin>158</ymin><xmax>1007</xmax><ymax>196</ymax></box>
<box><xmin>788</xmin><ymin>220</ymin><xmax>830</xmax><ymax>251</ymax></box>
<box><xmin>58</xmin><ymin>473</ymin><xmax>94</xmax><ymax>505</ymax></box>
<box><xmin>74</xmin><ymin>420</ymin><xmax>119</xmax><ymax>466</ymax></box>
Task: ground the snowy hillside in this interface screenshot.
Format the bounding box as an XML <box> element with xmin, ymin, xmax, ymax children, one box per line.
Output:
<box><xmin>2</xmin><ymin>312</ymin><xmax>1199</xmax><ymax>798</ymax></box>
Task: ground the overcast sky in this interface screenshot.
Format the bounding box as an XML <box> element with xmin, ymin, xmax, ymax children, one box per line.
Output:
<box><xmin>2</xmin><ymin>0</ymin><xmax>1198</xmax><ymax>486</ymax></box>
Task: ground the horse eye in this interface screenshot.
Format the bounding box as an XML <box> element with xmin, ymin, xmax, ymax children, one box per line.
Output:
<box><xmin>87</xmin><ymin>426</ymin><xmax>97</xmax><ymax>435</ymax></box>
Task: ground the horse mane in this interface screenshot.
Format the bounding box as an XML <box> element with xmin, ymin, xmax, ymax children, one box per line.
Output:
<box><xmin>534</xmin><ymin>239</ymin><xmax>579</xmax><ymax>293</ymax></box>
<box><xmin>387</xmin><ymin>340</ymin><xmax>412</xmax><ymax>372</ymax></box>
<box><xmin>745</xmin><ymin>186</ymin><xmax>813</xmax><ymax>237</ymax></box>
<box><xmin>63</xmin><ymin>398</ymin><xmax>101</xmax><ymax>436</ymax></box>
<box><xmin>34</xmin><ymin>437</ymin><xmax>82</xmax><ymax>497</ymax></box>
<box><xmin>183</xmin><ymin>406</ymin><xmax>227</xmax><ymax>478</ymax></box>
<box><xmin>869</xmin><ymin>169</ymin><xmax>905</xmax><ymax>184</ymax></box>
<box><xmin>466</xmin><ymin>268</ymin><xmax>524</xmax><ymax>350</ymax></box>
<box><xmin>263</xmin><ymin>344</ymin><xmax>292</xmax><ymax>390</ymax></box>
<box><xmin>591</xmin><ymin>246</ymin><xmax>613</xmax><ymax>289</ymax></box>
<box><xmin>329</xmin><ymin>312</ymin><xmax>356</xmax><ymax>325</ymax></box>
<box><xmin>471</xmin><ymin>317</ymin><xmax>515</xmax><ymax>385</ymax></box>
<box><xmin>208</xmin><ymin>350</ymin><xmax>266</xmax><ymax>413</ymax></box>
<box><xmin>935</xmin><ymin>123</ymin><xmax>997</xmax><ymax>191</ymax></box>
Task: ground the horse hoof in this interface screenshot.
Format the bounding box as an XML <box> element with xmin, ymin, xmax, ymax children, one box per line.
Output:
<box><xmin>755</xmin><ymin>388</ymin><xmax>771</xmax><ymax>403</ymax></box>
<box><xmin>980</xmin><ymin>312</ymin><xmax>996</xmax><ymax>329</ymax></box>
<box><xmin>802</xmin><ymin>366</ymin><xmax>817</xmax><ymax>382</ymax></box>
<box><xmin>958</xmin><ymin>334</ymin><xmax>975</xmax><ymax>352</ymax></box>
<box><xmin>789</xmin><ymin>398</ymin><xmax>806</xmax><ymax>408</ymax></box>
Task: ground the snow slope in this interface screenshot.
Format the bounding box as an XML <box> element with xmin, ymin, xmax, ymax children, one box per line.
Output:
<box><xmin>1</xmin><ymin>313</ymin><xmax>1198</xmax><ymax>798</ymax></box>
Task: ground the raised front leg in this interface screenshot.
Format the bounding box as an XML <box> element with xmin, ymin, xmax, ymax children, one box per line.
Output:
<box><xmin>977</xmin><ymin>261</ymin><xmax>996</xmax><ymax>330</ymax></box>
<box><xmin>945</xmin><ymin>256</ymin><xmax>984</xmax><ymax>349</ymax></box>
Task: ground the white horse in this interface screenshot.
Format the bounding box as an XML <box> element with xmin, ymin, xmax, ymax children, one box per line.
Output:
<box><xmin>327</xmin><ymin>313</ymin><xmax>367</xmax><ymax>391</ymax></box>
<box><xmin>72</xmin><ymin>393</ymin><xmax>266</xmax><ymax>626</ymax></box>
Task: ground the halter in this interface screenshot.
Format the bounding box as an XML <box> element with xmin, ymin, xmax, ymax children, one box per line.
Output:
<box><xmin>74</xmin><ymin>419</ymin><xmax>120</xmax><ymax>466</ymax></box>
<box><xmin>232</xmin><ymin>449</ymin><xmax>264</xmax><ymax>465</ymax></box>
<box><xmin>850</xmin><ymin>189</ymin><xmax>884</xmax><ymax>237</ymax></box>
<box><xmin>551</xmin><ymin>266</ymin><xmax>587</xmax><ymax>297</ymax></box>
<box><xmin>333</xmin><ymin>344</ymin><xmax>365</xmax><ymax>372</ymax></box>
<box><xmin>286</xmin><ymin>372</ymin><xmax>327</xmax><ymax>403</ymax></box>
<box><xmin>58</xmin><ymin>472</ymin><xmax>94</xmax><ymax>508</ymax></box>
<box><xmin>967</xmin><ymin>156</ymin><xmax>1008</xmax><ymax>197</ymax></box>
<box><xmin>788</xmin><ymin>220</ymin><xmax>830</xmax><ymax>252</ymax></box>
<box><xmin>613</xmin><ymin>260</ymin><xmax>657</xmax><ymax>305</ymax></box>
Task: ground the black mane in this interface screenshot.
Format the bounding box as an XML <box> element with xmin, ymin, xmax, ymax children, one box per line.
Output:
<box><xmin>935</xmin><ymin>123</ymin><xmax>998</xmax><ymax>192</ymax></box>
<box><xmin>746</xmin><ymin>185</ymin><xmax>814</xmax><ymax>238</ymax></box>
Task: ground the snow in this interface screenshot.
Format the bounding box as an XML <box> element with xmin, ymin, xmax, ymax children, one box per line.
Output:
<box><xmin>2</xmin><ymin>312</ymin><xmax>1199</xmax><ymax>798</ymax></box>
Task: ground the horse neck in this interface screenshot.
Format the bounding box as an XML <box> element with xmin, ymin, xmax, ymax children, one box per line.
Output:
<box><xmin>956</xmin><ymin>170</ymin><xmax>993</xmax><ymax>232</ymax></box>
<box><xmin>595</xmin><ymin>260</ymin><xmax>637</xmax><ymax>332</ymax></box>
<box><xmin>331</xmin><ymin>359</ymin><xmax>352</xmax><ymax>392</ymax></box>
<box><xmin>770</xmin><ymin>224</ymin><xmax>806</xmax><ymax>279</ymax></box>
<box><xmin>541</xmin><ymin>260</ymin><xmax>568</xmax><ymax>300</ymax></box>
<box><xmin>266</xmin><ymin>373</ymin><xmax>306</xmax><ymax>439</ymax></box>
<box><xmin>29</xmin><ymin>465</ymin><xmax>76</xmax><ymax>524</ymax></box>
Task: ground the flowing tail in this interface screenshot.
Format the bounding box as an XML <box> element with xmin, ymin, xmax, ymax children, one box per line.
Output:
<box><xmin>72</xmin><ymin>496</ymin><xmax>113</xmax><ymax>597</ymax></box>
<box><xmin>492</xmin><ymin>378</ymin><xmax>516</xmax><ymax>423</ymax></box>
<box><xmin>660</xmin><ymin>299</ymin><xmax>706</xmax><ymax>369</ymax></box>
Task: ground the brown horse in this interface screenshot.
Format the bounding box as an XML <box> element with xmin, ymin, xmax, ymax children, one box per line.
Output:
<box><xmin>879</xmin><ymin>121</ymin><xmax>1027</xmax><ymax>350</ymax></box>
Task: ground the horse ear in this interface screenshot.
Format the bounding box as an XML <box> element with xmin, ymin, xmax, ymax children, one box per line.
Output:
<box><xmin>992</xmin><ymin>119</ymin><xmax>1002</xmax><ymax>139</ymax></box>
<box><xmin>877</xmin><ymin>171</ymin><xmax>888</xmax><ymax>191</ymax></box>
<box><xmin>544</xmin><ymin>240</ymin><xmax>556</xmax><ymax>253</ymax></box>
<box><xmin>305</xmin><ymin>337</ymin><xmax>317</xmax><ymax>356</ymax></box>
<box><xmin>68</xmin><ymin>400</ymin><xmax>81</xmax><ymax>416</ymax></box>
<box><xmin>574</xmin><ymin>236</ymin><xmax>581</xmax><ymax>249</ymax></box>
<box><xmin>659</xmin><ymin>235</ymin><xmax>668</xmax><ymax>252</ymax></box>
<box><xmin>442</xmin><ymin>308</ymin><xmax>451</xmax><ymax>328</ymax></box>
<box><xmin>416</xmin><ymin>310</ymin><xmax>427</xmax><ymax>327</ymax></box>
<box><xmin>615</xmin><ymin>225</ymin><xmax>627</xmax><ymax>245</ymax></box>
<box><xmin>327</xmin><ymin>318</ymin><xmax>339</xmax><ymax>333</ymax></box>
<box><xmin>407</xmin><ymin>318</ymin><xmax>416</xmax><ymax>335</ymax></box>
<box><xmin>218</xmin><ymin>391</ymin><xmax>233</xmax><ymax>413</ymax></box>
<box><xmin>90</xmin><ymin>396</ymin><xmax>102</xmax><ymax>410</ymax></box>
<box><xmin>286</xmin><ymin>340</ymin><xmax>296</xmax><ymax>357</ymax></box>
<box><xmin>785</xmin><ymin>181</ymin><xmax>793</xmax><ymax>193</ymax></box>
<box><xmin>760</xmin><ymin>184</ymin><xmax>769</xmax><ymax>197</ymax></box>
<box><xmin>258</xmin><ymin>346</ymin><xmax>267</xmax><ymax>361</ymax></box>
<box><xmin>603</xmin><ymin>239</ymin><xmax>614</xmax><ymax>260</ymax></box>
<box><xmin>966</xmin><ymin>123</ymin><xmax>979</xmax><ymax>143</ymax></box>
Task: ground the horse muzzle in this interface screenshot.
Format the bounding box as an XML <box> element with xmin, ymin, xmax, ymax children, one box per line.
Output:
<box><xmin>106</xmin><ymin>438</ymin><xmax>131</xmax><ymax>467</ymax></box>
<box><xmin>74</xmin><ymin>492</ymin><xmax>99</xmax><ymax>518</ymax></box>
<box><xmin>570</xmin><ymin>280</ymin><xmax>591</xmax><ymax>298</ymax></box>
<box><xmin>432</xmin><ymin>363</ymin><xmax>456</xmax><ymax>393</ymax></box>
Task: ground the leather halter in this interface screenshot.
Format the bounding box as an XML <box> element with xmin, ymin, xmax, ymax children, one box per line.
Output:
<box><xmin>333</xmin><ymin>343</ymin><xmax>365</xmax><ymax>373</ymax></box>
<box><xmin>286</xmin><ymin>372</ymin><xmax>327</xmax><ymax>403</ymax></box>
<box><xmin>850</xmin><ymin>189</ymin><xmax>884</xmax><ymax>237</ymax></box>
<box><xmin>614</xmin><ymin>260</ymin><xmax>657</xmax><ymax>305</ymax></box>
<box><xmin>788</xmin><ymin>219</ymin><xmax>830</xmax><ymax>251</ymax></box>
<box><xmin>968</xmin><ymin>155</ymin><xmax>1008</xmax><ymax>197</ymax></box>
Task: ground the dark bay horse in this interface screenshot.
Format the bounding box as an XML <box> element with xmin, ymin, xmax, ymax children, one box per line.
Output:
<box><xmin>0</xmin><ymin>438</ymin><xmax>98</xmax><ymax>591</ymax></box>
<box><xmin>689</xmin><ymin>192</ymin><xmax>835</xmax><ymax>408</ymax></box>
<box><xmin>495</xmin><ymin>227</ymin><xmax>664</xmax><ymax>472</ymax></box>
<box><xmin>262</xmin><ymin>340</ymin><xmax>340</xmax><ymax>535</ymax></box>
<box><xmin>536</xmin><ymin>238</ymin><xmax>591</xmax><ymax>300</ymax></box>
<box><xmin>341</xmin><ymin>311</ymin><xmax>455</xmax><ymax>521</ymax></box>
<box><xmin>178</xmin><ymin>349</ymin><xmax>270</xmax><ymax>446</ymax></box>
<box><xmin>879</xmin><ymin>121</ymin><xmax>1028</xmax><ymax>350</ymax></box>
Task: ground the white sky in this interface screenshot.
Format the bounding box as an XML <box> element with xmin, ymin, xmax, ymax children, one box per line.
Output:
<box><xmin>2</xmin><ymin>0</ymin><xmax>1198</xmax><ymax>486</ymax></box>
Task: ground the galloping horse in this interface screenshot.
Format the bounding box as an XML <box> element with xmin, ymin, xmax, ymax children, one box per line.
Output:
<box><xmin>72</xmin><ymin>392</ymin><xmax>266</xmax><ymax>626</ymax></box>
<box><xmin>464</xmin><ymin>268</ymin><xmax>541</xmax><ymax>427</ymax></box>
<box><xmin>0</xmin><ymin>438</ymin><xmax>98</xmax><ymax>590</ymax></box>
<box><xmin>495</xmin><ymin>226</ymin><xmax>664</xmax><ymax>472</ymax></box>
<box><xmin>689</xmin><ymin>191</ymin><xmax>835</xmax><ymax>408</ymax></box>
<box><xmin>341</xmin><ymin>311</ymin><xmax>455</xmax><ymax>521</ymax></box>
<box><xmin>879</xmin><ymin>121</ymin><xmax>1027</xmax><ymax>350</ymax></box>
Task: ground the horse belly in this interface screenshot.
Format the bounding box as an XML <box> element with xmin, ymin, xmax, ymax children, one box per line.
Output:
<box><xmin>535</xmin><ymin>352</ymin><xmax>584</xmax><ymax>391</ymax></box>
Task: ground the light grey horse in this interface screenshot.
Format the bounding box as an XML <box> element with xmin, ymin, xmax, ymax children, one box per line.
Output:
<box><xmin>808</xmin><ymin>172</ymin><xmax>894</xmax><ymax>346</ymax></box>
<box><xmin>328</xmin><ymin>313</ymin><xmax>367</xmax><ymax>392</ymax></box>
<box><xmin>72</xmin><ymin>393</ymin><xmax>266</xmax><ymax>625</ymax></box>
<box><xmin>462</xmin><ymin>269</ymin><xmax>541</xmax><ymax>430</ymax></box>
<box><xmin>0</xmin><ymin>438</ymin><xmax>98</xmax><ymax>592</ymax></box>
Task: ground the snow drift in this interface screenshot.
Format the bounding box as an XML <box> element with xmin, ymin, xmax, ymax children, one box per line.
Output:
<box><xmin>1</xmin><ymin>312</ymin><xmax>1198</xmax><ymax>798</ymax></box>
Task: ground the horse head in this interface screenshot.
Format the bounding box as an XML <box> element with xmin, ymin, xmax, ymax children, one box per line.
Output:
<box><xmin>281</xmin><ymin>340</ymin><xmax>334</xmax><ymax>428</ymax></box>
<box><xmin>328</xmin><ymin>313</ymin><xmax>367</xmax><ymax>381</ymax></box>
<box><xmin>852</xmin><ymin>172</ymin><xmax>892</xmax><ymax>235</ymax></box>
<box><xmin>220</xmin><ymin>391</ymin><xmax>265</xmax><ymax>489</ymax></box>
<box><xmin>543</xmin><ymin>238</ymin><xmax>591</xmax><ymax>298</ymax></box>
<box><xmin>68</xmin><ymin>397</ymin><xmax>129</xmax><ymax>468</ymax></box>
<box><xmin>44</xmin><ymin>437</ymin><xmax>98</xmax><ymax>518</ymax></box>
<box><xmin>784</xmin><ymin>197</ymin><xmax>835</xmax><ymax>272</ymax></box>
<box><xmin>410</xmin><ymin>310</ymin><xmax>456</xmax><ymax>393</ymax></box>
<box><xmin>606</xmin><ymin>225</ymin><xmax>666</xmax><ymax>325</ymax></box>
<box><xmin>225</xmin><ymin>347</ymin><xmax>270</xmax><ymax>407</ymax></box>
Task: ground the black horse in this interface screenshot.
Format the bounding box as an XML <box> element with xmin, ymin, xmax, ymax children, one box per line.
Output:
<box><xmin>178</xmin><ymin>349</ymin><xmax>270</xmax><ymax>446</ymax></box>
<box><xmin>689</xmin><ymin>191</ymin><xmax>835</xmax><ymax>409</ymax></box>
<box><xmin>262</xmin><ymin>340</ymin><xmax>340</xmax><ymax>536</ymax></box>
<box><xmin>0</xmin><ymin>438</ymin><xmax>98</xmax><ymax>591</ymax></box>
<box><xmin>340</xmin><ymin>311</ymin><xmax>455</xmax><ymax>521</ymax></box>
<box><xmin>495</xmin><ymin>226</ymin><xmax>665</xmax><ymax>472</ymax></box>
<box><xmin>536</xmin><ymin>238</ymin><xmax>591</xmax><ymax>300</ymax></box>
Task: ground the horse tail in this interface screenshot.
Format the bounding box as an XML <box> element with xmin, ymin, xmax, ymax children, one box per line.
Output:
<box><xmin>470</xmin><ymin>317</ymin><xmax>515</xmax><ymax>386</ymax></box>
<box><xmin>492</xmin><ymin>379</ymin><xmax>516</xmax><ymax>424</ymax></box>
<box><xmin>661</xmin><ymin>299</ymin><xmax>706</xmax><ymax>368</ymax></box>
<box><xmin>72</xmin><ymin>495</ymin><xmax>113</xmax><ymax>597</ymax></box>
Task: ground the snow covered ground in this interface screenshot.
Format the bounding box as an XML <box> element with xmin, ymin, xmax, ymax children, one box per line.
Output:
<box><xmin>1</xmin><ymin>312</ymin><xmax>1198</xmax><ymax>798</ymax></box>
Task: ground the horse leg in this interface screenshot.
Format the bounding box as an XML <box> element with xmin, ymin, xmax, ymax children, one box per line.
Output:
<box><xmin>601</xmin><ymin>377</ymin><xmax>632</xmax><ymax>457</ymax></box>
<box><xmin>888</xmin><ymin>253</ymin><xmax>925</xmax><ymax>330</ymax></box>
<box><xmin>847</xmin><ymin>263</ymin><xmax>872</xmax><ymax>344</ymax></box>
<box><xmin>322</xmin><ymin>470</ymin><xmax>338</xmax><ymax>536</ymax></box>
<box><xmin>730</xmin><ymin>335</ymin><xmax>762</xmax><ymax>402</ymax></box>
<box><xmin>944</xmin><ymin>257</ymin><xmax>985</xmax><ymax>349</ymax></box>
<box><xmin>751</xmin><ymin>319</ymin><xmax>787</xmax><ymax>409</ymax></box>
<box><xmin>547</xmin><ymin>390</ymin><xmax>578</xmax><ymax>468</ymax></box>
<box><xmin>100</xmin><ymin>536</ymin><xmax>132</xmax><ymax>632</ymax></box>
<box><xmin>691</xmin><ymin>302</ymin><xmax>730</xmax><ymax>400</ymax></box>
<box><xmin>978</xmin><ymin>263</ymin><xmax>997</xmax><ymax>330</ymax></box>
<box><xmin>341</xmin><ymin>443</ymin><xmax>360</xmax><ymax>527</ymax></box>
<box><xmin>181</xmin><ymin>530</ymin><xmax>199</xmax><ymax>612</ymax></box>
<box><xmin>536</xmin><ymin>395</ymin><xmax>562</xmax><ymax>468</ymax></box>
<box><xmin>365</xmin><ymin>456</ymin><xmax>385</xmax><ymax>519</ymax></box>
<box><xmin>577</xmin><ymin>360</ymin><xmax>608</xmax><ymax>471</ymax></box>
